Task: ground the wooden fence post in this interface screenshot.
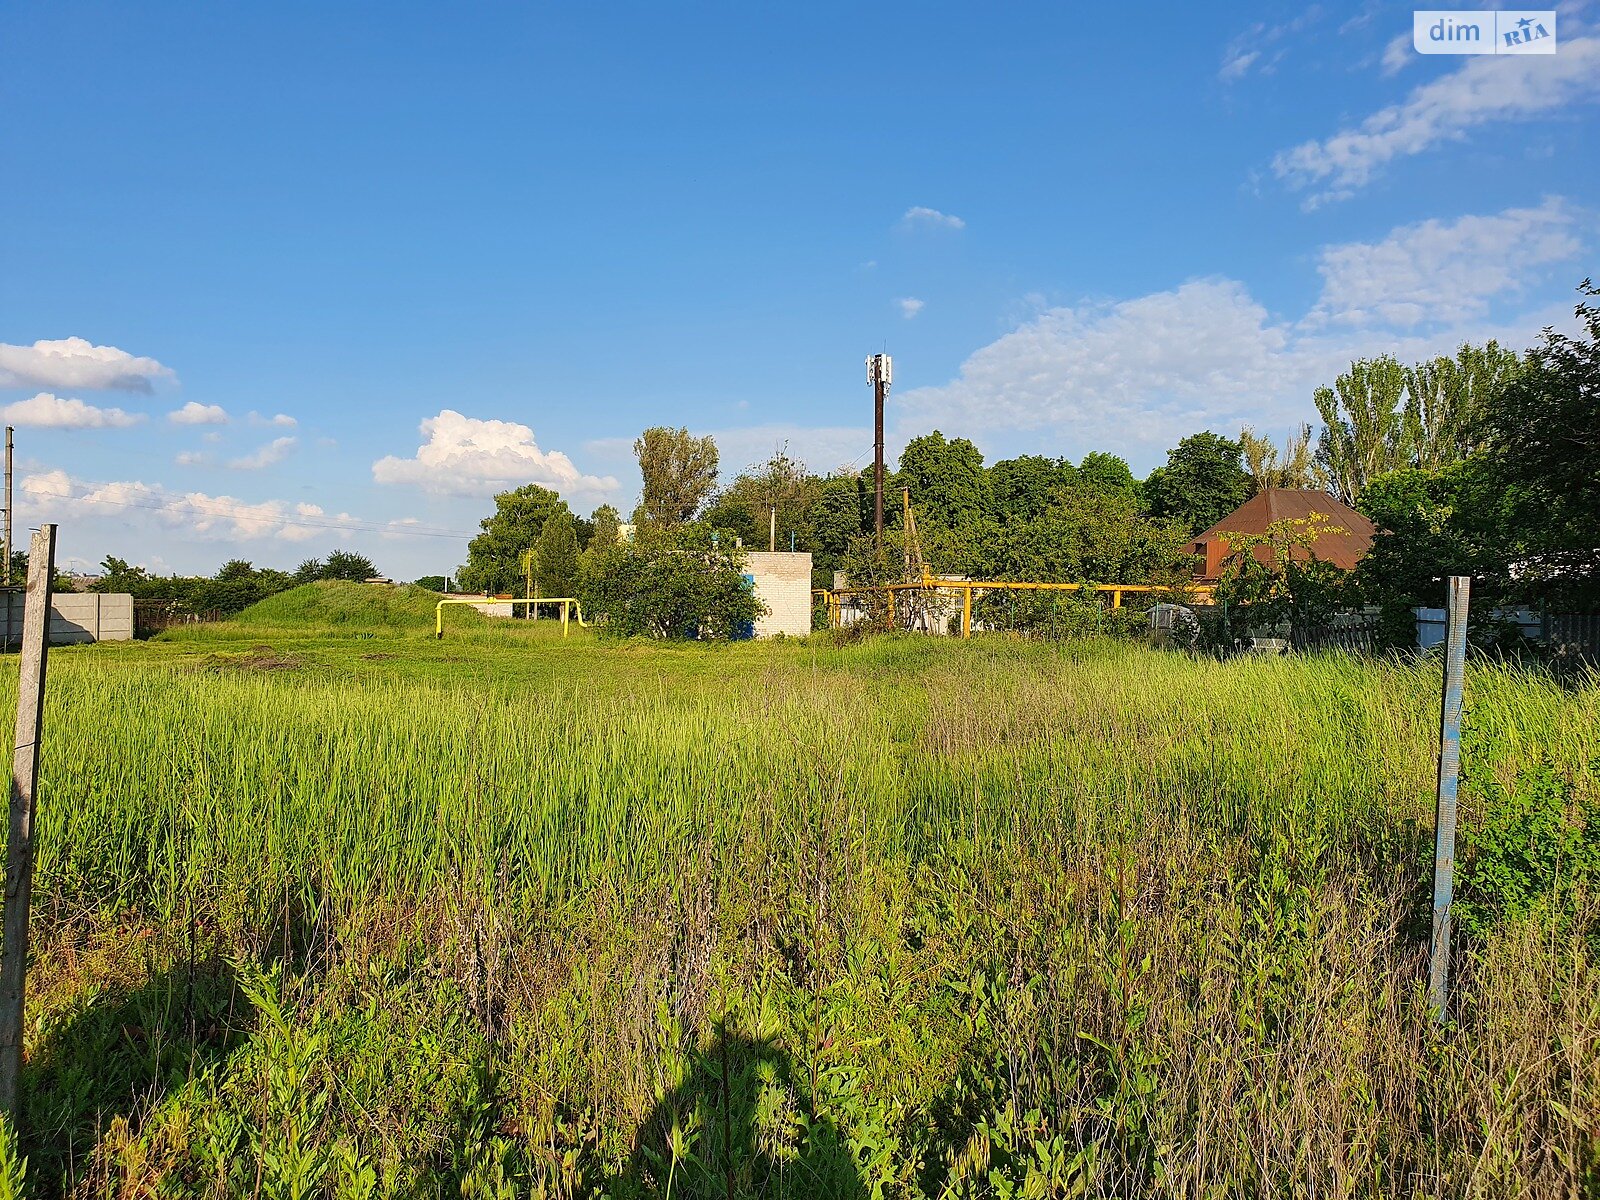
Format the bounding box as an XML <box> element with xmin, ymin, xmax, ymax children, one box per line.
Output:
<box><xmin>0</xmin><ymin>524</ymin><xmax>55</xmax><ymax>1117</ymax></box>
<box><xmin>1428</xmin><ymin>574</ymin><xmax>1469</xmax><ymax>1021</ymax></box>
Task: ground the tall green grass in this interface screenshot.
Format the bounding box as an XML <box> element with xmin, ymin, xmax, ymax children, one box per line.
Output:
<box><xmin>10</xmin><ymin>628</ymin><xmax>1599</xmax><ymax>1197</ymax></box>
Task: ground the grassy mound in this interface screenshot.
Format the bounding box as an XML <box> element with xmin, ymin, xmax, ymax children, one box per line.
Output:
<box><xmin>231</xmin><ymin>581</ymin><xmax>461</xmax><ymax>628</ymax></box>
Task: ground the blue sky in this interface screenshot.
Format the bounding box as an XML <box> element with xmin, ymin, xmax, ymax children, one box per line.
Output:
<box><xmin>2</xmin><ymin>1</ymin><xmax>1595</xmax><ymax>579</ymax></box>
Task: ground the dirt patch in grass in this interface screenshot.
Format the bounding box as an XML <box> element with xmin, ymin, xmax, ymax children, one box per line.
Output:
<box><xmin>199</xmin><ymin>650</ymin><xmax>303</xmax><ymax>673</ymax></box>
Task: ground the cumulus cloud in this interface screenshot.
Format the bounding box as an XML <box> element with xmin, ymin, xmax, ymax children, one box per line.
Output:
<box><xmin>0</xmin><ymin>337</ymin><xmax>174</xmax><ymax>393</ymax></box>
<box><xmin>894</xmin><ymin>209</ymin><xmax>1581</xmax><ymax>467</ymax></box>
<box><xmin>175</xmin><ymin>450</ymin><xmax>210</xmax><ymax>466</ymax></box>
<box><xmin>0</xmin><ymin>392</ymin><xmax>144</xmax><ymax>429</ymax></box>
<box><xmin>168</xmin><ymin>401</ymin><xmax>229</xmax><ymax>426</ymax></box>
<box><xmin>898</xmin><ymin>280</ymin><xmax>1300</xmax><ymax>455</ymax></box>
<box><xmin>228</xmin><ymin>436</ymin><xmax>297</xmax><ymax>470</ymax></box>
<box><xmin>1307</xmin><ymin>197</ymin><xmax>1587</xmax><ymax>327</ymax></box>
<box><xmin>248</xmin><ymin>411</ymin><xmax>298</xmax><ymax>428</ymax></box>
<box><xmin>1274</xmin><ymin>37</ymin><xmax>1600</xmax><ymax>205</ymax></box>
<box><xmin>21</xmin><ymin>469</ymin><xmax>349</xmax><ymax>544</ymax></box>
<box><xmin>899</xmin><ymin>297</ymin><xmax>926</xmax><ymax>319</ymax></box>
<box><xmin>901</xmin><ymin>206</ymin><xmax>965</xmax><ymax>230</ymax></box>
<box><xmin>373</xmin><ymin>410</ymin><xmax>619</xmax><ymax>499</ymax></box>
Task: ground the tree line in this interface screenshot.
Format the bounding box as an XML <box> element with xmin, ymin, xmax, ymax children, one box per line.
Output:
<box><xmin>63</xmin><ymin>551</ymin><xmax>384</xmax><ymax>616</ymax></box>
<box><xmin>457</xmin><ymin>279</ymin><xmax>1595</xmax><ymax>642</ymax></box>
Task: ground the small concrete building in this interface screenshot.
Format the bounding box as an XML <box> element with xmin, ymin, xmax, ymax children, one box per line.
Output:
<box><xmin>742</xmin><ymin>551</ymin><xmax>812</xmax><ymax>638</ymax></box>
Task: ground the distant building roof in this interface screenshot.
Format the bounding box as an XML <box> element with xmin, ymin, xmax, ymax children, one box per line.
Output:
<box><xmin>1183</xmin><ymin>488</ymin><xmax>1376</xmax><ymax>579</ymax></box>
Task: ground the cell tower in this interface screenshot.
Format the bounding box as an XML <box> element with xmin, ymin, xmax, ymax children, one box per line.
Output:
<box><xmin>866</xmin><ymin>354</ymin><xmax>892</xmax><ymax>539</ymax></box>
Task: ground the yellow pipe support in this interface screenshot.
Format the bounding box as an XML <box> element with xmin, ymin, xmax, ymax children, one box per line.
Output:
<box><xmin>435</xmin><ymin>596</ymin><xmax>588</xmax><ymax>638</ymax></box>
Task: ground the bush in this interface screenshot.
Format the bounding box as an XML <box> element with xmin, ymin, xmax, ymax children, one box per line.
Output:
<box><xmin>581</xmin><ymin>530</ymin><xmax>765</xmax><ymax>640</ymax></box>
<box><xmin>1456</xmin><ymin>743</ymin><xmax>1600</xmax><ymax>941</ymax></box>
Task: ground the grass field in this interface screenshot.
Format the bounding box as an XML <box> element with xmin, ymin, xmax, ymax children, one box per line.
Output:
<box><xmin>5</xmin><ymin>584</ymin><xmax>1598</xmax><ymax>1197</ymax></box>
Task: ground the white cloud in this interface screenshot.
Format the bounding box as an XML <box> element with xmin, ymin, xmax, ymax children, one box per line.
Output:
<box><xmin>1308</xmin><ymin>197</ymin><xmax>1587</xmax><ymax>326</ymax></box>
<box><xmin>901</xmin><ymin>206</ymin><xmax>965</xmax><ymax>231</ymax></box>
<box><xmin>248</xmin><ymin>411</ymin><xmax>298</xmax><ymax>428</ymax></box>
<box><xmin>1274</xmin><ymin>36</ymin><xmax>1600</xmax><ymax>205</ymax></box>
<box><xmin>0</xmin><ymin>392</ymin><xmax>143</xmax><ymax>429</ymax></box>
<box><xmin>1219</xmin><ymin>49</ymin><xmax>1261</xmax><ymax>81</ymax></box>
<box><xmin>894</xmin><ymin>216</ymin><xmax>1580</xmax><ymax>468</ymax></box>
<box><xmin>168</xmin><ymin>401</ymin><xmax>229</xmax><ymax>426</ymax></box>
<box><xmin>373</xmin><ymin>410</ymin><xmax>618</xmax><ymax>499</ymax></box>
<box><xmin>1218</xmin><ymin>10</ymin><xmax>1323</xmax><ymax>81</ymax></box>
<box><xmin>0</xmin><ymin>337</ymin><xmax>174</xmax><ymax>392</ymax></box>
<box><xmin>898</xmin><ymin>297</ymin><xmax>926</xmax><ymax>319</ymax></box>
<box><xmin>1380</xmin><ymin>32</ymin><xmax>1413</xmax><ymax>76</ymax></box>
<box><xmin>20</xmin><ymin>469</ymin><xmax>349</xmax><ymax>544</ymax></box>
<box><xmin>175</xmin><ymin>450</ymin><xmax>210</xmax><ymax>466</ymax></box>
<box><xmin>228</xmin><ymin>436</ymin><xmax>297</xmax><ymax>470</ymax></box>
<box><xmin>898</xmin><ymin>279</ymin><xmax>1299</xmax><ymax>455</ymax></box>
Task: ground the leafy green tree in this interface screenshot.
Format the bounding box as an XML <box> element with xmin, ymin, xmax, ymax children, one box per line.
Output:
<box><xmin>1315</xmin><ymin>355</ymin><xmax>1412</xmax><ymax>503</ymax></box>
<box><xmin>216</xmin><ymin>558</ymin><xmax>256</xmax><ymax>582</ymax></box>
<box><xmin>1405</xmin><ymin>341</ymin><xmax>1520</xmax><ymax>471</ymax></box>
<box><xmin>587</xmin><ymin>504</ymin><xmax>621</xmax><ymax>551</ymax></box>
<box><xmin>534</xmin><ymin>511</ymin><xmax>580</xmax><ymax>597</ymax></box>
<box><xmin>413</xmin><ymin>575</ymin><xmax>448</xmax><ymax>592</ymax></box>
<box><xmin>96</xmin><ymin>556</ymin><xmax>150</xmax><ymax>593</ymax></box>
<box><xmin>634</xmin><ymin>426</ymin><xmax>719</xmax><ymax>528</ymax></box>
<box><xmin>1212</xmin><ymin>513</ymin><xmax>1355</xmax><ymax>645</ymax></box>
<box><xmin>808</xmin><ymin>476</ymin><xmax>864</xmax><ymax>555</ymax></box>
<box><xmin>1479</xmin><ymin>282</ymin><xmax>1600</xmax><ymax>606</ymax></box>
<box><xmin>458</xmin><ymin>485</ymin><xmax>571</xmax><ymax>595</ymax></box>
<box><xmin>293</xmin><ymin>558</ymin><xmax>325</xmax><ymax>584</ymax></box>
<box><xmin>1144</xmin><ymin>432</ymin><xmax>1251</xmax><ymax>535</ymax></box>
<box><xmin>895</xmin><ymin>432</ymin><xmax>989</xmax><ymax>530</ymax></box>
<box><xmin>1356</xmin><ymin>461</ymin><xmax>1509</xmax><ymax>646</ymax></box>
<box><xmin>719</xmin><ymin>445</ymin><xmax>819</xmax><ymax>550</ymax></box>
<box><xmin>1076</xmin><ymin>452</ymin><xmax>1139</xmax><ymax>500</ymax></box>
<box><xmin>322</xmin><ymin>551</ymin><xmax>377</xmax><ymax>581</ymax></box>
<box><xmin>581</xmin><ymin>527</ymin><xmax>763</xmax><ymax>639</ymax></box>
<box><xmin>994</xmin><ymin>485</ymin><xmax>1189</xmax><ymax>586</ymax></box>
<box><xmin>1239</xmin><ymin>425</ymin><xmax>1320</xmax><ymax>494</ymax></box>
<box><xmin>989</xmin><ymin>455</ymin><xmax>1076</xmax><ymax>524</ymax></box>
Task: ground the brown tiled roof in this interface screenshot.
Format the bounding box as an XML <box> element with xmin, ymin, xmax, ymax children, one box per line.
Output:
<box><xmin>1183</xmin><ymin>488</ymin><xmax>1375</xmax><ymax>572</ymax></box>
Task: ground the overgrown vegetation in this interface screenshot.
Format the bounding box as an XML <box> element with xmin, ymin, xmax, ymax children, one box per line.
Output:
<box><xmin>8</xmin><ymin>620</ymin><xmax>1597</xmax><ymax>1197</ymax></box>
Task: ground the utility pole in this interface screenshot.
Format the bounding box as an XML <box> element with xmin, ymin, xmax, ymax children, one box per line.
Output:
<box><xmin>3</xmin><ymin>427</ymin><xmax>12</xmax><ymax>588</ymax></box>
<box><xmin>866</xmin><ymin>354</ymin><xmax>892</xmax><ymax>541</ymax></box>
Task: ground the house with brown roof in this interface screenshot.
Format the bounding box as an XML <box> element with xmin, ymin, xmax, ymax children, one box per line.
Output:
<box><xmin>1182</xmin><ymin>488</ymin><xmax>1375</xmax><ymax>583</ymax></box>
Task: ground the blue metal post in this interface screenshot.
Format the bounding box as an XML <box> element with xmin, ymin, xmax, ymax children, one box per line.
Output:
<box><xmin>1429</xmin><ymin>575</ymin><xmax>1469</xmax><ymax>1020</ymax></box>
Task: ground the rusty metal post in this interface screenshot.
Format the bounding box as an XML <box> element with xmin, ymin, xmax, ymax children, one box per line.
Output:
<box><xmin>0</xmin><ymin>524</ymin><xmax>55</xmax><ymax>1117</ymax></box>
<box><xmin>1429</xmin><ymin>575</ymin><xmax>1469</xmax><ymax>1020</ymax></box>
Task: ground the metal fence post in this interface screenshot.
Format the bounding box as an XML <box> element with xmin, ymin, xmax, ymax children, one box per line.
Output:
<box><xmin>1429</xmin><ymin>575</ymin><xmax>1469</xmax><ymax>1021</ymax></box>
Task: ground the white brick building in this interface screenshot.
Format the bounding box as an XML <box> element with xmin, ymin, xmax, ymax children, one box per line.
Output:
<box><xmin>742</xmin><ymin>551</ymin><xmax>812</xmax><ymax>638</ymax></box>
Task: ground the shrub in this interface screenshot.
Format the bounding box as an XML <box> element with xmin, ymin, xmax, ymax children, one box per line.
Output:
<box><xmin>1457</xmin><ymin>744</ymin><xmax>1600</xmax><ymax>940</ymax></box>
<box><xmin>581</xmin><ymin>529</ymin><xmax>765</xmax><ymax>640</ymax></box>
